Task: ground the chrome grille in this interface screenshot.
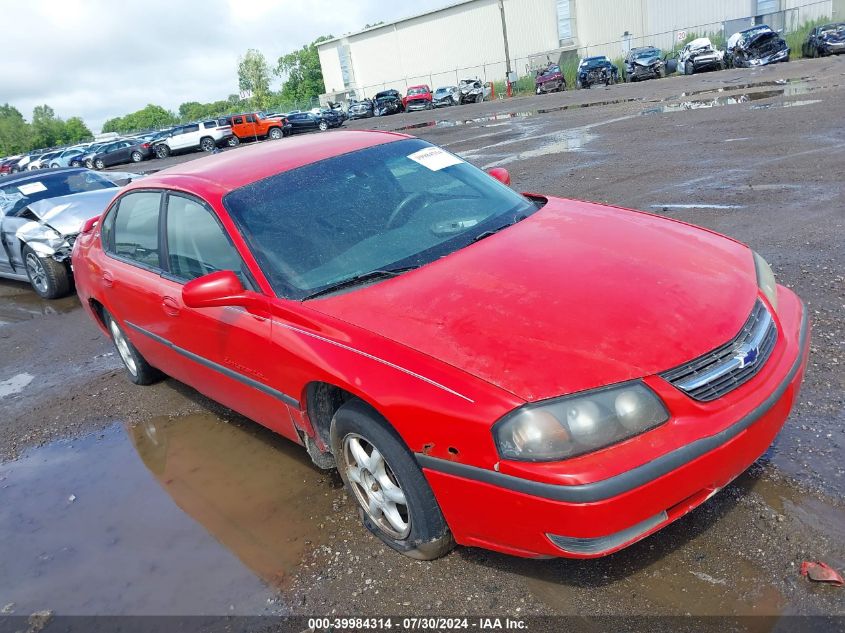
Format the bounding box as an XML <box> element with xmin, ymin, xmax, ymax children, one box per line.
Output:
<box><xmin>661</xmin><ymin>300</ymin><xmax>777</xmax><ymax>402</ymax></box>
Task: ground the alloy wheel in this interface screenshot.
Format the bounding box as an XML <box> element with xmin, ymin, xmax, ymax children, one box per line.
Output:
<box><xmin>25</xmin><ymin>252</ymin><xmax>48</xmax><ymax>294</ymax></box>
<box><xmin>109</xmin><ymin>320</ymin><xmax>138</xmax><ymax>377</ymax></box>
<box><xmin>343</xmin><ymin>433</ymin><xmax>411</xmax><ymax>539</ymax></box>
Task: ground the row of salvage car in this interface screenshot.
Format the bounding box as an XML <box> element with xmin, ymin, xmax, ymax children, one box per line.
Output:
<box><xmin>535</xmin><ymin>22</ymin><xmax>844</xmax><ymax>93</ymax></box>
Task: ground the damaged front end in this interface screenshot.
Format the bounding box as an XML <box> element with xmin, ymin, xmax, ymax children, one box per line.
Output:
<box><xmin>16</xmin><ymin>221</ymin><xmax>75</xmax><ymax>263</ymax></box>
<box><xmin>741</xmin><ymin>32</ymin><xmax>790</xmax><ymax>66</ymax></box>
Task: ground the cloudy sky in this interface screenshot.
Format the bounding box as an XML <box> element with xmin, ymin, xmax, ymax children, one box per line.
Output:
<box><xmin>2</xmin><ymin>0</ymin><xmax>446</xmax><ymax>132</ymax></box>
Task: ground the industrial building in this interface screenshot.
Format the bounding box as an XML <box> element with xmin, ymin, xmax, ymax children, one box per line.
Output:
<box><xmin>317</xmin><ymin>0</ymin><xmax>840</xmax><ymax>102</ymax></box>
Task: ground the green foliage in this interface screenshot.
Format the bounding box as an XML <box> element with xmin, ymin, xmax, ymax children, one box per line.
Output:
<box><xmin>238</xmin><ymin>49</ymin><xmax>272</xmax><ymax>109</ymax></box>
<box><xmin>786</xmin><ymin>16</ymin><xmax>830</xmax><ymax>59</ymax></box>
<box><xmin>275</xmin><ymin>35</ymin><xmax>333</xmax><ymax>104</ymax></box>
<box><xmin>611</xmin><ymin>56</ymin><xmax>626</xmax><ymax>81</ymax></box>
<box><xmin>0</xmin><ymin>104</ymin><xmax>93</xmax><ymax>155</ymax></box>
<box><xmin>101</xmin><ymin>104</ymin><xmax>177</xmax><ymax>134</ymax></box>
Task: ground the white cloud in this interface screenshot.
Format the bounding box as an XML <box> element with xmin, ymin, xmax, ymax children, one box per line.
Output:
<box><xmin>1</xmin><ymin>0</ymin><xmax>446</xmax><ymax>132</ymax></box>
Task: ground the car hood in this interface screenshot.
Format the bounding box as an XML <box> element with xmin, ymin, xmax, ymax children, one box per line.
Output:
<box><xmin>746</xmin><ymin>31</ymin><xmax>785</xmax><ymax>49</ymax></box>
<box><xmin>634</xmin><ymin>55</ymin><xmax>661</xmax><ymax>66</ymax></box>
<box><xmin>27</xmin><ymin>188</ymin><xmax>118</xmax><ymax>236</ymax></box>
<box><xmin>820</xmin><ymin>29</ymin><xmax>845</xmax><ymax>42</ymax></box>
<box><xmin>308</xmin><ymin>198</ymin><xmax>758</xmax><ymax>402</ymax></box>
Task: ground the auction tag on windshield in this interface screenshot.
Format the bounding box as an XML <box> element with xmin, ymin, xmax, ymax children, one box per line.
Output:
<box><xmin>17</xmin><ymin>182</ymin><xmax>47</xmax><ymax>195</ymax></box>
<box><xmin>407</xmin><ymin>147</ymin><xmax>463</xmax><ymax>171</ymax></box>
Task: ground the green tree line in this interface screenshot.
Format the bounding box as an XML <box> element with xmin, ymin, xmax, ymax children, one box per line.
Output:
<box><xmin>0</xmin><ymin>104</ymin><xmax>93</xmax><ymax>156</ymax></box>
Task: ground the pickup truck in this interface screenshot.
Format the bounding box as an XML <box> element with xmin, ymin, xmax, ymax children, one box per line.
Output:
<box><xmin>228</xmin><ymin>112</ymin><xmax>290</xmax><ymax>141</ymax></box>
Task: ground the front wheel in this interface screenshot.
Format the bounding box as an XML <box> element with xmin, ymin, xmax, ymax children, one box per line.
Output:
<box><xmin>685</xmin><ymin>60</ymin><xmax>694</xmax><ymax>75</ymax></box>
<box><xmin>94</xmin><ymin>158</ymin><xmax>105</xmax><ymax>170</ymax></box>
<box><xmin>23</xmin><ymin>246</ymin><xmax>71</xmax><ymax>299</ymax></box>
<box><xmin>155</xmin><ymin>144</ymin><xmax>170</xmax><ymax>159</ymax></box>
<box><xmin>331</xmin><ymin>400</ymin><xmax>455</xmax><ymax>560</ymax></box>
<box><xmin>318</xmin><ymin>120</ymin><xmax>329</xmax><ymax>131</ymax></box>
<box><xmin>105</xmin><ymin>312</ymin><xmax>163</xmax><ymax>386</ymax></box>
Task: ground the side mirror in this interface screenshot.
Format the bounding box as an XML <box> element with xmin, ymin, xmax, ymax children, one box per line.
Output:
<box><xmin>182</xmin><ymin>270</ymin><xmax>264</xmax><ymax>313</ymax></box>
<box><xmin>487</xmin><ymin>167</ymin><xmax>511</xmax><ymax>186</ymax></box>
<box><xmin>80</xmin><ymin>215</ymin><xmax>99</xmax><ymax>234</ymax></box>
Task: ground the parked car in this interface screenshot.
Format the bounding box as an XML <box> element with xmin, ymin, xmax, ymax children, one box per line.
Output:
<box><xmin>727</xmin><ymin>25</ymin><xmax>789</xmax><ymax>67</ymax></box>
<box><xmin>678</xmin><ymin>37</ymin><xmax>724</xmax><ymax>74</ymax></box>
<box><xmin>347</xmin><ymin>99</ymin><xmax>375</xmax><ymax>119</ymax></box>
<box><xmin>404</xmin><ymin>85</ymin><xmax>434</xmax><ymax>111</ymax></box>
<box><xmin>153</xmin><ymin>120</ymin><xmax>236</xmax><ymax>158</ymax></box>
<box><xmin>74</xmin><ymin>143</ymin><xmax>112</xmax><ymax>168</ymax></box>
<box><xmin>535</xmin><ymin>63</ymin><xmax>566</xmax><ymax>94</ymax></box>
<box><xmin>49</xmin><ymin>147</ymin><xmax>88</xmax><ymax>169</ymax></box>
<box><xmin>432</xmin><ymin>86</ymin><xmax>460</xmax><ymax>107</ymax></box>
<box><xmin>802</xmin><ymin>22</ymin><xmax>845</xmax><ymax>57</ymax></box>
<box><xmin>13</xmin><ymin>152</ymin><xmax>40</xmax><ymax>173</ymax></box>
<box><xmin>73</xmin><ymin>131</ymin><xmax>809</xmax><ymax>561</ymax></box>
<box><xmin>229</xmin><ymin>112</ymin><xmax>286</xmax><ymax>141</ymax></box>
<box><xmin>624</xmin><ymin>46</ymin><xmax>666</xmax><ymax>81</ymax></box>
<box><xmin>29</xmin><ymin>151</ymin><xmax>62</xmax><ymax>170</ymax></box>
<box><xmin>576</xmin><ymin>56</ymin><xmax>620</xmax><ymax>88</ymax></box>
<box><xmin>285</xmin><ymin>112</ymin><xmax>338</xmax><ymax>133</ymax></box>
<box><xmin>373</xmin><ymin>90</ymin><xmax>404</xmax><ymax>116</ymax></box>
<box><xmin>90</xmin><ymin>139</ymin><xmax>155</xmax><ymax>169</ymax></box>
<box><xmin>0</xmin><ymin>157</ymin><xmax>22</xmax><ymax>175</ymax></box>
<box><xmin>458</xmin><ymin>78</ymin><xmax>492</xmax><ymax>104</ymax></box>
<box><xmin>0</xmin><ymin>168</ymin><xmax>122</xmax><ymax>298</ymax></box>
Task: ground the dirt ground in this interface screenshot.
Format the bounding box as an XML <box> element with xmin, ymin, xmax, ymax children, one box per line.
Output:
<box><xmin>1</xmin><ymin>57</ymin><xmax>844</xmax><ymax>621</ymax></box>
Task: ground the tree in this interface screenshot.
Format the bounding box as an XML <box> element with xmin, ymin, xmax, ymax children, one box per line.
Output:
<box><xmin>31</xmin><ymin>104</ymin><xmax>65</xmax><ymax>148</ymax></box>
<box><xmin>101</xmin><ymin>104</ymin><xmax>177</xmax><ymax>134</ymax></box>
<box><xmin>0</xmin><ymin>104</ymin><xmax>32</xmax><ymax>155</ymax></box>
<box><xmin>275</xmin><ymin>35</ymin><xmax>333</xmax><ymax>104</ymax></box>
<box><xmin>62</xmin><ymin>117</ymin><xmax>93</xmax><ymax>144</ymax></box>
<box><xmin>238</xmin><ymin>49</ymin><xmax>271</xmax><ymax>109</ymax></box>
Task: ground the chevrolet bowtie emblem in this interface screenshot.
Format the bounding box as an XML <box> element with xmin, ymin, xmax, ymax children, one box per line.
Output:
<box><xmin>733</xmin><ymin>344</ymin><xmax>759</xmax><ymax>369</ymax></box>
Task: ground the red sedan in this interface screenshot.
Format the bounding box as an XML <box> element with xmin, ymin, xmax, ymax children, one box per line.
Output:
<box><xmin>72</xmin><ymin>131</ymin><xmax>810</xmax><ymax>560</ymax></box>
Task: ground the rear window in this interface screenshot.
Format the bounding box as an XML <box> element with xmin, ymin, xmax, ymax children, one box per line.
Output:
<box><xmin>202</xmin><ymin>120</ymin><xmax>217</xmax><ymax>128</ymax></box>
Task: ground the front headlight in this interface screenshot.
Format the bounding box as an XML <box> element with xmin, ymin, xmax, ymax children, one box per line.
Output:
<box><xmin>493</xmin><ymin>382</ymin><xmax>669</xmax><ymax>462</ymax></box>
<box><xmin>753</xmin><ymin>251</ymin><xmax>778</xmax><ymax>309</ymax></box>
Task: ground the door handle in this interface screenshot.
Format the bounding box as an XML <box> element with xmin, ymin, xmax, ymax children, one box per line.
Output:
<box><xmin>102</xmin><ymin>271</ymin><xmax>114</xmax><ymax>287</ymax></box>
<box><xmin>161</xmin><ymin>296</ymin><xmax>180</xmax><ymax>317</ymax></box>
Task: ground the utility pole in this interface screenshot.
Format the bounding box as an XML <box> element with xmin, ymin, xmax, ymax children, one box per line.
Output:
<box><xmin>498</xmin><ymin>0</ymin><xmax>512</xmax><ymax>77</ymax></box>
<box><xmin>498</xmin><ymin>0</ymin><xmax>512</xmax><ymax>96</ymax></box>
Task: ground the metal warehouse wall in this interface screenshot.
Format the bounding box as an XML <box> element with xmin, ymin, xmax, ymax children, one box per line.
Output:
<box><xmin>319</xmin><ymin>0</ymin><xmax>560</xmax><ymax>98</ymax></box>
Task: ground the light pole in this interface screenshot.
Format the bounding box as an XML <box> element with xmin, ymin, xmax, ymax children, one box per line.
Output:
<box><xmin>498</xmin><ymin>0</ymin><xmax>513</xmax><ymax>96</ymax></box>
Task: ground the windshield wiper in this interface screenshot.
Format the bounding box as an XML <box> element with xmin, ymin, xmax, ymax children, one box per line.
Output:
<box><xmin>472</xmin><ymin>215</ymin><xmax>527</xmax><ymax>243</ymax></box>
<box><xmin>302</xmin><ymin>266</ymin><xmax>419</xmax><ymax>300</ymax></box>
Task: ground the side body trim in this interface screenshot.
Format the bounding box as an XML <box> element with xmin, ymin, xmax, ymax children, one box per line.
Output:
<box><xmin>124</xmin><ymin>321</ymin><xmax>300</xmax><ymax>408</ymax></box>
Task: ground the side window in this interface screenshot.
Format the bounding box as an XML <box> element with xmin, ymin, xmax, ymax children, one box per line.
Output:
<box><xmin>109</xmin><ymin>191</ymin><xmax>162</xmax><ymax>269</ymax></box>
<box><xmin>233</xmin><ymin>116</ymin><xmax>243</xmax><ymax>124</ymax></box>
<box><xmin>183</xmin><ymin>124</ymin><xmax>199</xmax><ymax>134</ymax></box>
<box><xmin>246</xmin><ymin>114</ymin><xmax>255</xmax><ymax>123</ymax></box>
<box><xmin>202</xmin><ymin>120</ymin><xmax>216</xmax><ymax>128</ymax></box>
<box><xmin>165</xmin><ymin>195</ymin><xmax>245</xmax><ymax>282</ymax></box>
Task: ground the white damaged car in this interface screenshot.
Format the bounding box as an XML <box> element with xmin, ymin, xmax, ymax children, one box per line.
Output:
<box><xmin>678</xmin><ymin>37</ymin><xmax>725</xmax><ymax>75</ymax></box>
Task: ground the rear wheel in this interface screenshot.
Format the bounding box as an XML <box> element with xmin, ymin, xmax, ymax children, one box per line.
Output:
<box><xmin>227</xmin><ymin>135</ymin><xmax>240</xmax><ymax>146</ymax></box>
<box><xmin>268</xmin><ymin>127</ymin><xmax>282</xmax><ymax>140</ymax></box>
<box><xmin>131</xmin><ymin>151</ymin><xmax>143</xmax><ymax>163</ymax></box>
<box><xmin>105</xmin><ymin>312</ymin><xmax>163</xmax><ymax>385</ymax></box>
<box><xmin>331</xmin><ymin>400</ymin><xmax>455</xmax><ymax>560</ymax></box>
<box><xmin>200</xmin><ymin>137</ymin><xmax>215</xmax><ymax>152</ymax></box>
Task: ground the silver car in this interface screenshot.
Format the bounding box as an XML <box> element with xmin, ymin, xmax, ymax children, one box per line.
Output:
<box><xmin>0</xmin><ymin>168</ymin><xmax>125</xmax><ymax>298</ymax></box>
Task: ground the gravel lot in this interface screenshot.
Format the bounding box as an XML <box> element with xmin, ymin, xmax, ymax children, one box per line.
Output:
<box><xmin>1</xmin><ymin>57</ymin><xmax>844</xmax><ymax>621</ymax></box>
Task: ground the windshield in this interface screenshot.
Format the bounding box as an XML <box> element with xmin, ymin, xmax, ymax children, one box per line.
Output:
<box><xmin>434</xmin><ymin>88</ymin><xmax>451</xmax><ymax>95</ymax></box>
<box><xmin>820</xmin><ymin>23</ymin><xmax>845</xmax><ymax>33</ymax></box>
<box><xmin>633</xmin><ymin>48</ymin><xmax>659</xmax><ymax>59</ymax></box>
<box><xmin>407</xmin><ymin>88</ymin><xmax>427</xmax><ymax>96</ymax></box>
<box><xmin>0</xmin><ymin>170</ymin><xmax>118</xmax><ymax>216</ymax></box>
<box><xmin>224</xmin><ymin>139</ymin><xmax>538</xmax><ymax>300</ymax></box>
<box><xmin>582</xmin><ymin>58</ymin><xmax>608</xmax><ymax>68</ymax></box>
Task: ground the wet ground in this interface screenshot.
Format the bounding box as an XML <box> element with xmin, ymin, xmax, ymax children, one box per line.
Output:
<box><xmin>2</xmin><ymin>57</ymin><xmax>844</xmax><ymax>619</ymax></box>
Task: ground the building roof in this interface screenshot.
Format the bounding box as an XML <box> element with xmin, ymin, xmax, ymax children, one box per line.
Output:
<box><xmin>317</xmin><ymin>0</ymin><xmax>477</xmax><ymax>47</ymax></box>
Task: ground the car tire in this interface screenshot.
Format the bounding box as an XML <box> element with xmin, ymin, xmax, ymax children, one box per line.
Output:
<box><xmin>131</xmin><ymin>151</ymin><xmax>143</xmax><ymax>163</ymax></box>
<box><xmin>23</xmin><ymin>245</ymin><xmax>71</xmax><ymax>300</ymax></box>
<box><xmin>475</xmin><ymin>93</ymin><xmax>483</xmax><ymax>103</ymax></box>
<box><xmin>685</xmin><ymin>60</ymin><xmax>694</xmax><ymax>75</ymax></box>
<box><xmin>155</xmin><ymin>144</ymin><xmax>170</xmax><ymax>159</ymax></box>
<box><xmin>318</xmin><ymin>120</ymin><xmax>329</xmax><ymax>131</ymax></box>
<box><xmin>227</xmin><ymin>135</ymin><xmax>240</xmax><ymax>147</ymax></box>
<box><xmin>575</xmin><ymin>79</ymin><xmax>583</xmax><ymax>89</ymax></box>
<box><xmin>268</xmin><ymin>127</ymin><xmax>282</xmax><ymax>140</ymax></box>
<box><xmin>94</xmin><ymin>158</ymin><xmax>105</xmax><ymax>170</ymax></box>
<box><xmin>85</xmin><ymin>159</ymin><xmax>93</xmax><ymax>169</ymax></box>
<box><xmin>105</xmin><ymin>312</ymin><xmax>163</xmax><ymax>386</ymax></box>
<box><xmin>331</xmin><ymin>399</ymin><xmax>455</xmax><ymax>560</ymax></box>
<box><xmin>200</xmin><ymin>137</ymin><xmax>215</xmax><ymax>152</ymax></box>
<box><xmin>536</xmin><ymin>86</ymin><xmax>542</xmax><ymax>94</ymax></box>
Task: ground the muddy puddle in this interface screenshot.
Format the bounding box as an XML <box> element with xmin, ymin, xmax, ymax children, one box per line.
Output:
<box><xmin>0</xmin><ymin>413</ymin><xmax>339</xmax><ymax>615</ymax></box>
<box><xmin>0</xmin><ymin>282</ymin><xmax>79</xmax><ymax>327</ymax></box>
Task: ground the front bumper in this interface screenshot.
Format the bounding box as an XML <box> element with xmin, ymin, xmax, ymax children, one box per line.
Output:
<box><xmin>418</xmin><ymin>287</ymin><xmax>809</xmax><ymax>558</ymax></box>
<box><xmin>406</xmin><ymin>101</ymin><xmax>432</xmax><ymax>111</ymax></box>
<box><xmin>822</xmin><ymin>41</ymin><xmax>845</xmax><ymax>53</ymax></box>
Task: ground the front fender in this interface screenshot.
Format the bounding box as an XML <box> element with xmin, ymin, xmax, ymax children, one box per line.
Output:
<box><xmin>16</xmin><ymin>221</ymin><xmax>69</xmax><ymax>259</ymax></box>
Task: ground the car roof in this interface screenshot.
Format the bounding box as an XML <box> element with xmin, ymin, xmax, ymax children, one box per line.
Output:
<box><xmin>127</xmin><ymin>130</ymin><xmax>410</xmax><ymax>195</ymax></box>
<box><xmin>0</xmin><ymin>167</ymin><xmax>86</xmax><ymax>187</ymax></box>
